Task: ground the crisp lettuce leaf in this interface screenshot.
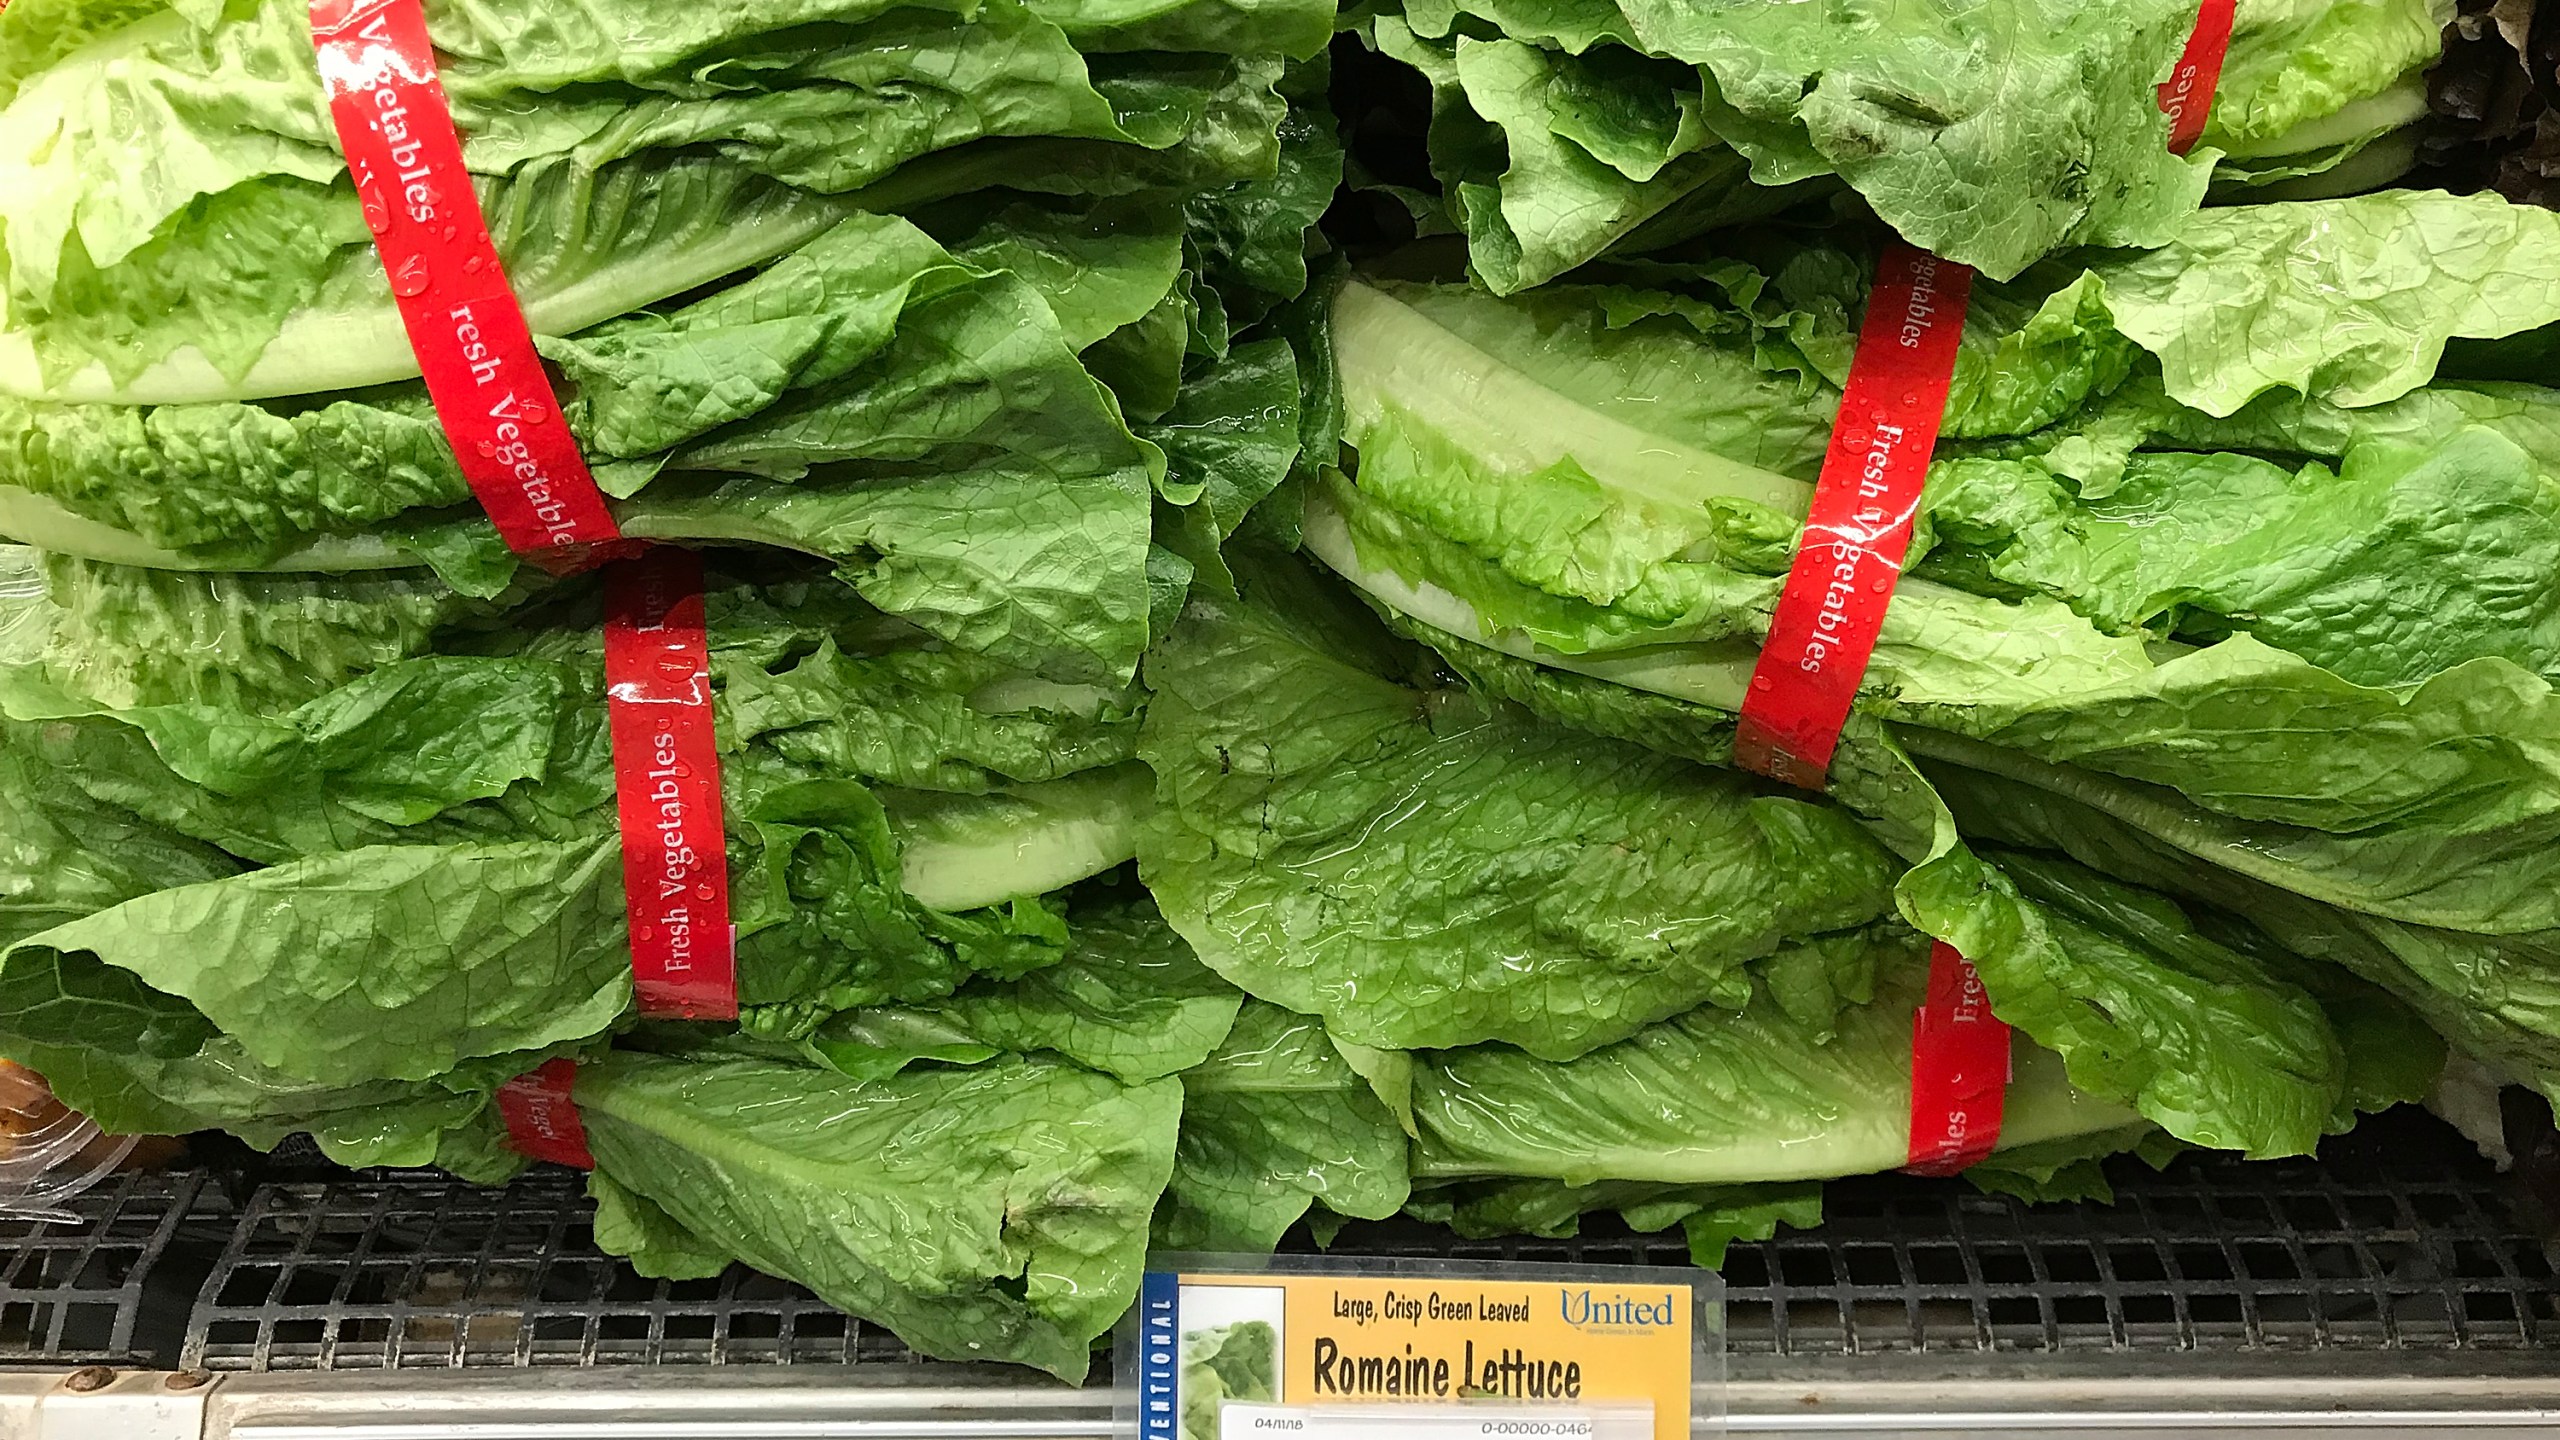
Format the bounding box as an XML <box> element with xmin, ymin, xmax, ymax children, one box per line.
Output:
<box><xmin>2204</xmin><ymin>0</ymin><xmax>2450</xmax><ymax>159</ymax></box>
<box><xmin>0</xmin><ymin>833</ymin><xmax>632</xmax><ymax>1088</ymax></box>
<box><xmin>2076</xmin><ymin>192</ymin><xmax>2560</xmax><ymax>415</ymax></box>
<box><xmin>1376</xmin><ymin>599</ymin><xmax>2414</xmax><ymax>1159</ymax></box>
<box><xmin>0</xmin><ymin>0</ymin><xmax>1325</xmax><ymax>402</ymax></box>
<box><xmin>0</xmin><ymin>1014</ymin><xmax>525</xmax><ymax>1176</ymax></box>
<box><xmin>1408</xmin><ymin>1176</ymin><xmax>1824</xmax><ymax>1269</ymax></box>
<box><xmin>1158</xmin><ymin>999</ymin><xmax>1413</xmax><ymax>1252</ymax></box>
<box><xmin>1962</xmin><ymin>1126</ymin><xmax>2182</xmax><ymax>1206</ymax></box>
<box><xmin>2</xmin><ymin>212</ymin><xmax>1162</xmax><ymax>683</ymax></box>
<box><xmin>1145</xmin><ymin>336</ymin><xmax>1307</xmax><ymax>595</ymax></box>
<box><xmin>0</xmin><ymin>717</ymin><xmax>243</xmax><ymax>950</ymax></box>
<box><xmin>1138</xmin><ymin>551</ymin><xmax>1905</xmax><ymax>1058</ymax></box>
<box><xmin>804</xmin><ymin>887</ymin><xmax>1243</xmax><ymax>1083</ymax></box>
<box><xmin>724</xmin><ymin>641</ymin><xmax>1144</xmax><ymax>797</ymax></box>
<box><xmin>577</xmin><ymin>1048</ymin><xmax>1181</xmax><ymax>1382</ymax></box>
<box><xmin>589</xmin><ymin>1169</ymin><xmax>732</xmax><ymax>1282</ymax></box>
<box><xmin>1367</xmin><ymin>19</ymin><xmax>1769</xmax><ymax>296</ymax></box>
<box><xmin>1917</xmin><ymin>431</ymin><xmax>2560</xmax><ymax>690</ymax></box>
<box><xmin>19</xmin><ymin>553</ymin><xmax>527</xmax><ymax>711</ymax></box>
<box><xmin>1372</xmin><ymin>0</ymin><xmax>2215</xmax><ymax>280</ymax></box>
<box><xmin>1929</xmin><ymin>761</ymin><xmax>2538</xmax><ymax>1099</ymax></box>
<box><xmin>1411</xmin><ymin>956</ymin><xmax>2140</xmax><ymax>1185</ymax></box>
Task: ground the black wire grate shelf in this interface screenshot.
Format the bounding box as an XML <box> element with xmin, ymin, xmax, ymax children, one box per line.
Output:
<box><xmin>180</xmin><ymin>1173</ymin><xmax>929</xmax><ymax>1371</ymax></box>
<box><xmin>1722</xmin><ymin>1147</ymin><xmax>2560</xmax><ymax>1356</ymax></box>
<box><xmin>1331</xmin><ymin>1140</ymin><xmax>2560</xmax><ymax>1357</ymax></box>
<box><xmin>165</xmin><ymin>1108</ymin><xmax>2560</xmax><ymax>1373</ymax></box>
<box><xmin>0</xmin><ymin>1171</ymin><xmax>211</xmax><ymax>1367</ymax></box>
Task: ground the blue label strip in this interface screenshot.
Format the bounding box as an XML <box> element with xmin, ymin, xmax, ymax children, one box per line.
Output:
<box><xmin>1139</xmin><ymin>1270</ymin><xmax>1182</xmax><ymax>1440</ymax></box>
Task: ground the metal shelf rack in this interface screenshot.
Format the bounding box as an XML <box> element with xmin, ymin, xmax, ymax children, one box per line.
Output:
<box><xmin>0</xmin><ymin>1107</ymin><xmax>2551</xmax><ymax>1435</ymax></box>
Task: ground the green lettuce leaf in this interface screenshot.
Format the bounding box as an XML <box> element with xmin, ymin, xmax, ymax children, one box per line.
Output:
<box><xmin>1411</xmin><ymin>954</ymin><xmax>2142</xmax><ymax>1186</ymax></box>
<box><xmin>2204</xmin><ymin>0</ymin><xmax>2448</xmax><ymax>164</ymax></box>
<box><xmin>1962</xmin><ymin>1125</ymin><xmax>2182</xmax><ymax>1206</ymax></box>
<box><xmin>589</xmin><ymin>1169</ymin><xmax>733</xmax><ymax>1283</ymax></box>
<box><xmin>1</xmin><ymin>211</ymin><xmax>1162</xmax><ymax>683</ymax></box>
<box><xmin>577</xmin><ymin>1048</ymin><xmax>1181</xmax><ymax>1381</ymax></box>
<box><xmin>1374</xmin><ymin>0</ymin><xmax>2216</xmax><ymax>280</ymax></box>
<box><xmin>0</xmin><ymin>835</ymin><xmax>632</xmax><ymax>1088</ymax></box>
<box><xmin>0</xmin><ymin>0</ymin><xmax>1324</xmax><ymax>402</ymax></box>
<box><xmin>1158</xmin><ymin>1000</ymin><xmax>1413</xmax><ymax>1252</ymax></box>
<box><xmin>0</xmin><ymin>721</ymin><xmax>243</xmax><ymax>950</ymax></box>
<box><xmin>1145</xmin><ymin>336</ymin><xmax>1307</xmax><ymax>596</ymax></box>
<box><xmin>805</xmin><ymin>887</ymin><xmax>1243</xmax><ymax>1083</ymax></box>
<box><xmin>1380</xmin><ymin>603</ymin><xmax>2407</xmax><ymax>1159</ymax></box>
<box><xmin>1182</xmin><ymin>54</ymin><xmax>1344</xmax><ymax>322</ymax></box>
<box><xmin>1137</xmin><ymin>551</ymin><xmax>1905</xmax><ymax>1058</ymax></box>
<box><xmin>17</xmin><ymin>553</ymin><xmax>529</xmax><ymax>711</ymax></box>
<box><xmin>1407</xmin><ymin>1177</ymin><xmax>1822</xmax><ymax>1268</ymax></box>
<box><xmin>1366</xmin><ymin>19</ymin><xmax>1771</xmax><ymax>296</ymax></box>
<box><xmin>1928</xmin><ymin>761</ymin><xmax>2528</xmax><ymax>1099</ymax></box>
<box><xmin>2075</xmin><ymin>192</ymin><xmax>2560</xmax><ymax>415</ymax></box>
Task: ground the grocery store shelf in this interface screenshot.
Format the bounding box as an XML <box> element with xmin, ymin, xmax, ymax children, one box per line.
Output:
<box><xmin>0</xmin><ymin>1110</ymin><xmax>2548</xmax><ymax>1434</ymax></box>
<box><xmin>164</xmin><ymin>1110</ymin><xmax>2557</xmax><ymax>1373</ymax></box>
<box><xmin>0</xmin><ymin>1173</ymin><xmax>215</xmax><ymax>1369</ymax></box>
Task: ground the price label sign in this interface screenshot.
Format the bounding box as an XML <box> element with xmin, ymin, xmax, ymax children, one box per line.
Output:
<box><xmin>1119</xmin><ymin>1256</ymin><xmax>1721</xmax><ymax>1440</ymax></box>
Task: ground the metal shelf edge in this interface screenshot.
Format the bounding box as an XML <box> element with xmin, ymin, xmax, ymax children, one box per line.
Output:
<box><xmin>127</xmin><ymin>1358</ymin><xmax>2560</xmax><ymax>1439</ymax></box>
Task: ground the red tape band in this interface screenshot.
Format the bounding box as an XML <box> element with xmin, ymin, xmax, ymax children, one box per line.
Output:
<box><xmin>310</xmin><ymin>0</ymin><xmax>624</xmax><ymax>565</ymax></box>
<box><xmin>1905</xmin><ymin>944</ymin><xmax>2012</xmax><ymax>1174</ymax></box>
<box><xmin>496</xmin><ymin>1059</ymin><xmax>594</xmax><ymax>1169</ymax></box>
<box><xmin>605</xmin><ymin>549</ymin><xmax>739</xmax><ymax>1022</ymax></box>
<box><xmin>1734</xmin><ymin>241</ymin><xmax>1971</xmax><ymax>788</ymax></box>
<box><xmin>2160</xmin><ymin>0</ymin><xmax>2239</xmax><ymax>157</ymax></box>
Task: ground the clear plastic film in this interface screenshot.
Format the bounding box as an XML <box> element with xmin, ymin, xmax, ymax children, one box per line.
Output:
<box><xmin>0</xmin><ymin>545</ymin><xmax>46</xmax><ymax>667</ymax></box>
<box><xmin>0</xmin><ymin>1063</ymin><xmax>164</xmax><ymax>1224</ymax></box>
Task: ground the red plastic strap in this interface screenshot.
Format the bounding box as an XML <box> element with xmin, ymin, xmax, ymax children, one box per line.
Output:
<box><xmin>605</xmin><ymin>549</ymin><xmax>739</xmax><ymax>1021</ymax></box>
<box><xmin>2160</xmin><ymin>0</ymin><xmax>2239</xmax><ymax>156</ymax></box>
<box><xmin>309</xmin><ymin>0</ymin><xmax>623</xmax><ymax>566</ymax></box>
<box><xmin>495</xmin><ymin>1059</ymin><xmax>595</xmax><ymax>1169</ymax></box>
<box><xmin>1904</xmin><ymin>944</ymin><xmax>2012</xmax><ymax>1174</ymax></box>
<box><xmin>1733</xmin><ymin>241</ymin><xmax>1972</xmax><ymax>788</ymax></box>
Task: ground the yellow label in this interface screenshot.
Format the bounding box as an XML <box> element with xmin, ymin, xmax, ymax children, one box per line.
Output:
<box><xmin>1171</xmin><ymin>1272</ymin><xmax>1694</xmax><ymax>1440</ymax></box>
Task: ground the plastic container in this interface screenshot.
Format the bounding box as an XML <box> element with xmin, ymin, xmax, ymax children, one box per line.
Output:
<box><xmin>0</xmin><ymin>1062</ymin><xmax>163</xmax><ymax>1224</ymax></box>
